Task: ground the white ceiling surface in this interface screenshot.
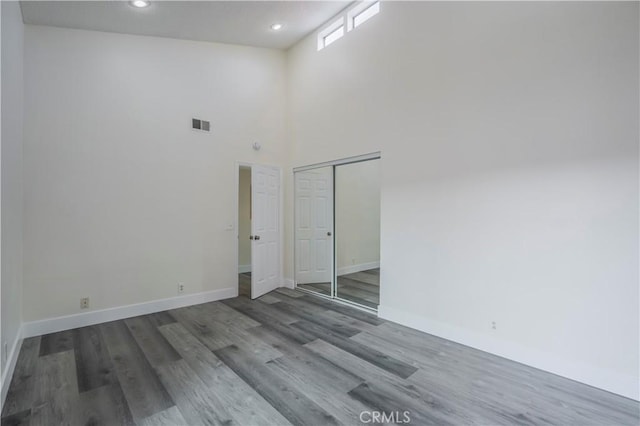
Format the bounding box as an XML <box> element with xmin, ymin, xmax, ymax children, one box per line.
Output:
<box><xmin>20</xmin><ymin>1</ymin><xmax>352</xmax><ymax>49</ymax></box>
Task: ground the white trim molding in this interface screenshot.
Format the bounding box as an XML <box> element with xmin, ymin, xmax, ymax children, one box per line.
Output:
<box><xmin>1</xmin><ymin>326</ymin><xmax>23</xmax><ymax>412</ymax></box>
<box><xmin>22</xmin><ymin>287</ymin><xmax>237</xmax><ymax>338</ymax></box>
<box><xmin>283</xmin><ymin>278</ymin><xmax>295</xmax><ymax>289</ymax></box>
<box><xmin>377</xmin><ymin>305</ymin><xmax>639</xmax><ymax>401</ymax></box>
<box><xmin>337</xmin><ymin>261</ymin><xmax>380</xmax><ymax>276</ymax></box>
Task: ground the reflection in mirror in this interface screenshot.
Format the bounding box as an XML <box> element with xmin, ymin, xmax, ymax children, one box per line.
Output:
<box><xmin>335</xmin><ymin>159</ymin><xmax>380</xmax><ymax>308</ymax></box>
<box><xmin>294</xmin><ymin>166</ymin><xmax>334</xmax><ymax>296</ymax></box>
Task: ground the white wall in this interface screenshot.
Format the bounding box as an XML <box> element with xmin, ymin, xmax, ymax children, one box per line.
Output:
<box><xmin>1</xmin><ymin>0</ymin><xmax>24</xmax><ymax>380</ymax></box>
<box><xmin>335</xmin><ymin>159</ymin><xmax>380</xmax><ymax>272</ymax></box>
<box><xmin>287</xmin><ymin>2</ymin><xmax>639</xmax><ymax>399</ymax></box>
<box><xmin>238</xmin><ymin>167</ymin><xmax>251</xmax><ymax>271</ymax></box>
<box><xmin>23</xmin><ymin>25</ymin><xmax>287</xmax><ymax>321</ymax></box>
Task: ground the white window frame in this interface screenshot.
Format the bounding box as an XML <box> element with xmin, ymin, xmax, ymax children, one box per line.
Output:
<box><xmin>347</xmin><ymin>1</ymin><xmax>380</xmax><ymax>32</ymax></box>
<box><xmin>317</xmin><ymin>17</ymin><xmax>346</xmax><ymax>51</ymax></box>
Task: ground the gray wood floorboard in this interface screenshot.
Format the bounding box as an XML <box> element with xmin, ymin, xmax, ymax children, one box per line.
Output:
<box><xmin>73</xmin><ymin>325</ymin><xmax>118</xmax><ymax>393</ymax></box>
<box><xmin>349</xmin><ymin>382</ymin><xmax>450</xmax><ymax>426</ymax></box>
<box><xmin>158</xmin><ymin>323</ymin><xmax>291</xmax><ymax>426</ymax></box>
<box><xmin>351</xmin><ymin>331</ymin><xmax>574</xmax><ymax>423</ymax></box>
<box><xmin>98</xmin><ymin>321</ymin><xmax>174</xmax><ymax>422</ymax></box>
<box><xmin>290</xmin><ymin>319</ymin><xmax>418</xmax><ymax>379</ymax></box>
<box><xmin>0</xmin><ymin>409</ymin><xmax>30</xmax><ymax>426</ymax></box>
<box><xmin>304</xmin><ymin>339</ymin><xmax>495</xmax><ymax>425</ymax></box>
<box><xmin>3</xmin><ymin>290</ymin><xmax>638</xmax><ymax>426</ymax></box>
<box><xmin>274</xmin><ymin>287</ymin><xmax>304</xmax><ymax>298</ymax></box>
<box><xmin>190</xmin><ymin>301</ymin><xmax>261</xmax><ymax>329</ymax></box>
<box><xmin>220</xmin><ymin>324</ymin><xmax>284</xmax><ymax>363</ymax></box>
<box><xmin>155</xmin><ymin>359</ymin><xmax>235</xmax><ymax>426</ymax></box>
<box><xmin>223</xmin><ymin>295</ymin><xmax>299</xmax><ymax>325</ymax></box>
<box><xmin>157</xmin><ymin>322</ymin><xmax>227</xmax><ymax>378</ymax></box>
<box><xmin>238</xmin><ymin>273</ymin><xmax>251</xmax><ymax>297</ymax></box>
<box><xmin>273</xmin><ymin>299</ymin><xmax>363</xmax><ymax>337</ymax></box>
<box><xmin>31</xmin><ymin>350</ymin><xmax>81</xmax><ymax>426</ymax></box>
<box><xmin>143</xmin><ymin>311</ymin><xmax>177</xmax><ymax>328</ymax></box>
<box><xmin>124</xmin><ymin>316</ymin><xmax>182</xmax><ymax>367</ymax></box>
<box><xmin>79</xmin><ymin>383</ymin><xmax>135</xmax><ymax>426</ymax></box>
<box><xmin>222</xmin><ymin>297</ymin><xmax>317</xmax><ymax>344</ymax></box>
<box><xmin>169</xmin><ymin>305</ymin><xmax>236</xmax><ymax>351</ymax></box>
<box><xmin>247</xmin><ymin>325</ymin><xmax>364</xmax><ymax>392</ymax></box>
<box><xmin>174</xmin><ymin>302</ymin><xmax>283</xmax><ymax>363</ymax></box>
<box><xmin>356</xmin><ymin>327</ymin><xmax>640</xmax><ymax>425</ymax></box>
<box><xmin>136</xmin><ymin>406</ymin><xmax>187</xmax><ymax>426</ymax></box>
<box><xmin>305</xmin><ymin>338</ymin><xmax>406</xmax><ymax>385</ymax></box>
<box><xmin>256</xmin><ymin>293</ymin><xmax>281</xmax><ymax>304</ymax></box>
<box><xmin>265</xmin><ymin>356</ymin><xmax>372</xmax><ymax>425</ymax></box>
<box><xmin>215</xmin><ymin>344</ymin><xmax>340</xmax><ymax>426</ymax></box>
<box><xmin>1</xmin><ymin>337</ymin><xmax>40</xmax><ymax>418</ymax></box>
<box><xmin>38</xmin><ymin>330</ymin><xmax>74</xmax><ymax>357</ymax></box>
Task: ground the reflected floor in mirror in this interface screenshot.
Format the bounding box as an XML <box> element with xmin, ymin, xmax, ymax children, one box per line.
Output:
<box><xmin>297</xmin><ymin>268</ymin><xmax>379</xmax><ymax>309</ymax></box>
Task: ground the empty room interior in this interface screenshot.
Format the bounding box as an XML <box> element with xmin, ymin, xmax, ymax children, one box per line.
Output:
<box><xmin>0</xmin><ymin>1</ymin><xmax>639</xmax><ymax>425</ymax></box>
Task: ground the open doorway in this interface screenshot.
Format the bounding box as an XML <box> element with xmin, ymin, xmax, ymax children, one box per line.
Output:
<box><xmin>238</xmin><ymin>166</ymin><xmax>252</xmax><ymax>297</ymax></box>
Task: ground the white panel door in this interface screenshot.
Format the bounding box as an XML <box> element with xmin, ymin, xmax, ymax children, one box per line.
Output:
<box><xmin>295</xmin><ymin>167</ymin><xmax>333</xmax><ymax>285</ymax></box>
<box><xmin>251</xmin><ymin>165</ymin><xmax>281</xmax><ymax>299</ymax></box>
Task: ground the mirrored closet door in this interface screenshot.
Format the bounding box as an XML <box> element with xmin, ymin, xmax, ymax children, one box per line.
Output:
<box><xmin>334</xmin><ymin>159</ymin><xmax>380</xmax><ymax>308</ymax></box>
<box><xmin>294</xmin><ymin>154</ymin><xmax>381</xmax><ymax>310</ymax></box>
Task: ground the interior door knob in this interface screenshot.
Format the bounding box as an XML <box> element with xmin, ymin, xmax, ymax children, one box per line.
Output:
<box><xmin>254</xmin><ymin>235</ymin><xmax>261</xmax><ymax>240</ymax></box>
<box><xmin>249</xmin><ymin>235</ymin><xmax>254</xmax><ymax>240</ymax></box>
<box><xmin>327</xmin><ymin>232</ymin><xmax>332</xmax><ymax>236</ymax></box>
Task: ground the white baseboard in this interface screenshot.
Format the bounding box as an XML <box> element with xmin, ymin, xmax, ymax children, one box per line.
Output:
<box><xmin>377</xmin><ymin>305</ymin><xmax>639</xmax><ymax>401</ymax></box>
<box><xmin>1</xmin><ymin>326</ymin><xmax>24</xmax><ymax>412</ymax></box>
<box><xmin>282</xmin><ymin>278</ymin><xmax>295</xmax><ymax>289</ymax></box>
<box><xmin>22</xmin><ymin>287</ymin><xmax>237</xmax><ymax>338</ymax></box>
<box><xmin>338</xmin><ymin>261</ymin><xmax>380</xmax><ymax>276</ymax></box>
<box><xmin>238</xmin><ymin>265</ymin><xmax>251</xmax><ymax>274</ymax></box>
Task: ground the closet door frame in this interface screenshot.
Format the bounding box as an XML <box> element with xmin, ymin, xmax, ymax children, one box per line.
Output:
<box><xmin>293</xmin><ymin>152</ymin><xmax>381</xmax><ymax>312</ymax></box>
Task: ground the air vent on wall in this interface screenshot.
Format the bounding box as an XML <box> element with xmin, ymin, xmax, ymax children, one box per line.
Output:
<box><xmin>192</xmin><ymin>118</ymin><xmax>210</xmax><ymax>132</ymax></box>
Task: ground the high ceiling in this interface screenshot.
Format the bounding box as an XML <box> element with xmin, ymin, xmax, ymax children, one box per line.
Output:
<box><xmin>20</xmin><ymin>1</ymin><xmax>352</xmax><ymax>50</ymax></box>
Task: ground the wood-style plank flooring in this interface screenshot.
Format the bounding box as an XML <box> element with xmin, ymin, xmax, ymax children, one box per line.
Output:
<box><xmin>238</xmin><ymin>272</ymin><xmax>251</xmax><ymax>297</ymax></box>
<box><xmin>298</xmin><ymin>268</ymin><xmax>380</xmax><ymax>309</ymax></box>
<box><xmin>2</xmin><ymin>289</ymin><xmax>638</xmax><ymax>426</ymax></box>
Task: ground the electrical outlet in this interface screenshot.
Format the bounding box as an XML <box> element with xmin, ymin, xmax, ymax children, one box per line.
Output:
<box><xmin>178</xmin><ymin>283</ymin><xmax>185</xmax><ymax>294</ymax></box>
<box><xmin>80</xmin><ymin>297</ymin><xmax>90</xmax><ymax>309</ymax></box>
<box><xmin>492</xmin><ymin>321</ymin><xmax>497</xmax><ymax>330</ymax></box>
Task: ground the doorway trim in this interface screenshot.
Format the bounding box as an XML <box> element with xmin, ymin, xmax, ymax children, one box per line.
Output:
<box><xmin>234</xmin><ymin>161</ymin><xmax>284</xmax><ymax>299</ymax></box>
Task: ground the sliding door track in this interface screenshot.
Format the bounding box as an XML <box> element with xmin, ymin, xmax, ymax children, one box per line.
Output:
<box><xmin>294</xmin><ymin>286</ymin><xmax>378</xmax><ymax>314</ymax></box>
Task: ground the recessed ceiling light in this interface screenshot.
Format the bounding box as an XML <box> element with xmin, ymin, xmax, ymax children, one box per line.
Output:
<box><xmin>130</xmin><ymin>0</ymin><xmax>150</xmax><ymax>8</ymax></box>
<box><xmin>270</xmin><ymin>23</ymin><xmax>283</xmax><ymax>31</ymax></box>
